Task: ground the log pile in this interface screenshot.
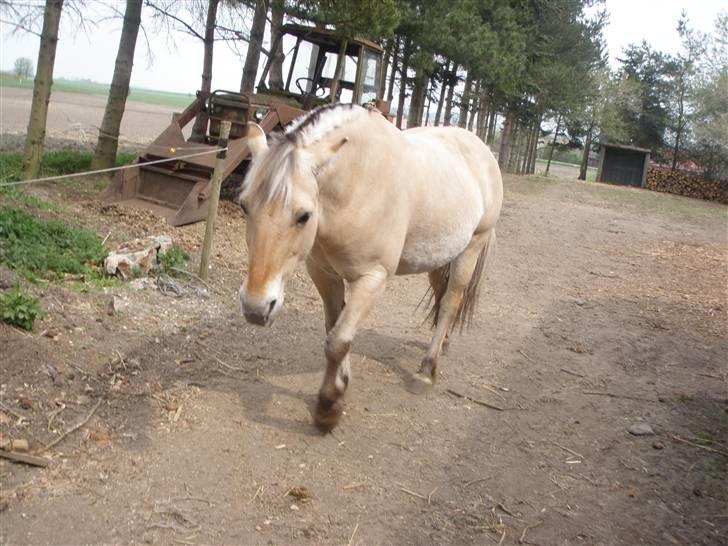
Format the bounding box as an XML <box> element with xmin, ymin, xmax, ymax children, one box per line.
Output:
<box><xmin>646</xmin><ymin>166</ymin><xmax>728</xmax><ymax>203</ymax></box>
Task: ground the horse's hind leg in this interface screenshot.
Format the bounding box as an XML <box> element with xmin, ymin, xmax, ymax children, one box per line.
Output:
<box><xmin>411</xmin><ymin>229</ymin><xmax>492</xmax><ymax>391</ymax></box>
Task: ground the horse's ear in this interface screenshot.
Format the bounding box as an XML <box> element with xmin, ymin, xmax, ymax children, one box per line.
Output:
<box><xmin>308</xmin><ymin>136</ymin><xmax>349</xmax><ymax>171</ymax></box>
<box><xmin>247</xmin><ymin>123</ymin><xmax>268</xmax><ymax>158</ymax></box>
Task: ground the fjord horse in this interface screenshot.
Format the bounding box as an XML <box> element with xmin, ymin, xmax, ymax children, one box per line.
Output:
<box><xmin>238</xmin><ymin>104</ymin><xmax>503</xmax><ymax>432</ymax></box>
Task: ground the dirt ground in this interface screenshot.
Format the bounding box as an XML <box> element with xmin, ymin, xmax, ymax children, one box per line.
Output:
<box><xmin>0</xmin><ymin>87</ymin><xmax>178</xmax><ymax>148</ymax></box>
<box><xmin>1</xmin><ymin>162</ymin><xmax>727</xmax><ymax>544</ymax></box>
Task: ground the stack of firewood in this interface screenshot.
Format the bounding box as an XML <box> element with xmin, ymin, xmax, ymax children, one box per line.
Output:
<box><xmin>646</xmin><ymin>167</ymin><xmax>728</xmax><ymax>203</ymax></box>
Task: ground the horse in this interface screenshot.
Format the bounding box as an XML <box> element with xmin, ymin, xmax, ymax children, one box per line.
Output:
<box><xmin>237</xmin><ymin>103</ymin><xmax>503</xmax><ymax>432</ymax></box>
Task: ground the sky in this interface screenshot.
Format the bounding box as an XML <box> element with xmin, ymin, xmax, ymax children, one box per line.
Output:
<box><xmin>0</xmin><ymin>1</ymin><xmax>725</xmax><ymax>95</ymax></box>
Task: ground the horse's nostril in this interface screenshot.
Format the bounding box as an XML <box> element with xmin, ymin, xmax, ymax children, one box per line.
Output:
<box><xmin>268</xmin><ymin>299</ymin><xmax>277</xmax><ymax>316</ymax></box>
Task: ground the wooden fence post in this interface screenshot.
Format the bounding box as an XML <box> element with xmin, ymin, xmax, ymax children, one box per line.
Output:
<box><xmin>199</xmin><ymin>121</ymin><xmax>231</xmax><ymax>280</ymax></box>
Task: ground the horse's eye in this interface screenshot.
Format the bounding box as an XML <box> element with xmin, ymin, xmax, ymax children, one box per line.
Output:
<box><xmin>240</xmin><ymin>202</ymin><xmax>248</xmax><ymax>215</ymax></box>
<box><xmin>297</xmin><ymin>212</ymin><xmax>311</xmax><ymax>225</ymax></box>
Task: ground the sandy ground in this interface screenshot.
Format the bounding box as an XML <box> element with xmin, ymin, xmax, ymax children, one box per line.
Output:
<box><xmin>0</xmin><ymin>170</ymin><xmax>726</xmax><ymax>545</ymax></box>
<box><xmin>0</xmin><ymin>87</ymin><xmax>179</xmax><ymax>148</ymax></box>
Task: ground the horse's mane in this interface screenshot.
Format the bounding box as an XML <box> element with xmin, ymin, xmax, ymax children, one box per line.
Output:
<box><xmin>239</xmin><ymin>103</ymin><xmax>367</xmax><ymax>208</ymax></box>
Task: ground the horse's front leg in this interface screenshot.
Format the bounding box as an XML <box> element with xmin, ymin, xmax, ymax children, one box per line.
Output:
<box><xmin>314</xmin><ymin>266</ymin><xmax>388</xmax><ymax>432</ymax></box>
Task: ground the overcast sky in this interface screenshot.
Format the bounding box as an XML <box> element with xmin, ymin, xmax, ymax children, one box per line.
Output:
<box><xmin>0</xmin><ymin>1</ymin><xmax>725</xmax><ymax>95</ymax></box>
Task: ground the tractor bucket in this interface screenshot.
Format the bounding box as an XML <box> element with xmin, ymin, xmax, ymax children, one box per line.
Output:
<box><xmin>103</xmin><ymin>92</ymin><xmax>304</xmax><ymax>227</ymax></box>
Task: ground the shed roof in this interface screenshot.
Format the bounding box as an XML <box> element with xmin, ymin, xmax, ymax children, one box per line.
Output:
<box><xmin>601</xmin><ymin>143</ymin><xmax>651</xmax><ymax>154</ymax></box>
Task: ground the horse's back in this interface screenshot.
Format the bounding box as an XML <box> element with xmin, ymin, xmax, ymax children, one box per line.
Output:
<box><xmin>401</xmin><ymin>125</ymin><xmax>502</xmax><ymax>230</ymax></box>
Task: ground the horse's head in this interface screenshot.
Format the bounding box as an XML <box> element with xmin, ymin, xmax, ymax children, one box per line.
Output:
<box><xmin>238</xmin><ymin>122</ymin><xmax>347</xmax><ymax>326</ymax></box>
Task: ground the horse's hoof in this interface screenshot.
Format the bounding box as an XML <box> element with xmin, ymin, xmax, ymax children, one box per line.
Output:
<box><xmin>314</xmin><ymin>397</ymin><xmax>343</xmax><ymax>433</ymax></box>
<box><xmin>406</xmin><ymin>372</ymin><xmax>434</xmax><ymax>395</ymax></box>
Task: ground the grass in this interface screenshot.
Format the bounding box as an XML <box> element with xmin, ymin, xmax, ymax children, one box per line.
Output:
<box><xmin>0</xmin><ymin>150</ymin><xmax>137</xmax><ymax>184</ymax></box>
<box><xmin>0</xmin><ymin>73</ymin><xmax>195</xmax><ymax>108</ymax></box>
<box><xmin>0</xmin><ymin>205</ymin><xmax>105</xmax><ymax>281</ymax></box>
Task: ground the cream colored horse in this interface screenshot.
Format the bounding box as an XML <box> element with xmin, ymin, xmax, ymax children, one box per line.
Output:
<box><xmin>238</xmin><ymin>104</ymin><xmax>503</xmax><ymax>432</ymax></box>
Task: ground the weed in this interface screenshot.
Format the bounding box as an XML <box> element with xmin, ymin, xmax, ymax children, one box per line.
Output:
<box><xmin>0</xmin><ymin>206</ymin><xmax>105</xmax><ymax>280</ymax></box>
<box><xmin>158</xmin><ymin>245</ymin><xmax>190</xmax><ymax>275</ymax></box>
<box><xmin>0</xmin><ymin>286</ymin><xmax>44</xmax><ymax>330</ymax></box>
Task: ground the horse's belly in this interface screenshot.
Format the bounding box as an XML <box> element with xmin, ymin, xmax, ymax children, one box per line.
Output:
<box><xmin>396</xmin><ymin>225</ymin><xmax>474</xmax><ymax>275</ymax></box>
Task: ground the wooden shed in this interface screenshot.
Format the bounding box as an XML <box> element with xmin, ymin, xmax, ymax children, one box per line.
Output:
<box><xmin>596</xmin><ymin>144</ymin><xmax>651</xmax><ymax>187</ymax></box>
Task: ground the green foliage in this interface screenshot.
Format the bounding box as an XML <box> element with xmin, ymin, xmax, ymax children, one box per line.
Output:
<box><xmin>291</xmin><ymin>0</ymin><xmax>400</xmax><ymax>40</ymax></box>
<box><xmin>0</xmin><ymin>206</ymin><xmax>105</xmax><ymax>280</ymax></box>
<box><xmin>0</xmin><ymin>287</ymin><xmax>44</xmax><ymax>330</ymax></box>
<box><xmin>158</xmin><ymin>245</ymin><xmax>190</xmax><ymax>275</ymax></box>
<box><xmin>0</xmin><ymin>150</ymin><xmax>136</xmax><ymax>184</ymax></box>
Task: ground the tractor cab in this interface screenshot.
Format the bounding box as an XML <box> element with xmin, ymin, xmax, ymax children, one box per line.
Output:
<box><xmin>257</xmin><ymin>24</ymin><xmax>390</xmax><ymax>113</ymax></box>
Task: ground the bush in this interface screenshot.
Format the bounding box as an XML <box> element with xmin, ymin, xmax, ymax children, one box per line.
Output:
<box><xmin>0</xmin><ymin>206</ymin><xmax>105</xmax><ymax>280</ymax></box>
<box><xmin>158</xmin><ymin>245</ymin><xmax>190</xmax><ymax>275</ymax></box>
<box><xmin>0</xmin><ymin>287</ymin><xmax>44</xmax><ymax>330</ymax></box>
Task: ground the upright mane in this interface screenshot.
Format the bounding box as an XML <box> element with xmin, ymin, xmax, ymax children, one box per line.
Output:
<box><xmin>239</xmin><ymin>104</ymin><xmax>368</xmax><ymax>208</ymax></box>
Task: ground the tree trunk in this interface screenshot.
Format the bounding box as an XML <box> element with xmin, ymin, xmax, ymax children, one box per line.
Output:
<box><xmin>407</xmin><ymin>64</ymin><xmax>428</xmax><ymax>128</ymax></box>
<box><xmin>458</xmin><ymin>71</ymin><xmax>472</xmax><ymax>128</ymax></box>
<box><xmin>386</xmin><ymin>36</ymin><xmax>399</xmax><ymax>103</ymax></box>
<box><xmin>487</xmin><ymin>110</ymin><xmax>497</xmax><ymax>146</ymax></box>
<box><xmin>187</xmin><ymin>0</ymin><xmax>220</xmax><ymax>142</ymax></box>
<box><xmin>443</xmin><ymin>64</ymin><xmax>458</xmax><ymax>127</ymax></box>
<box><xmin>268</xmin><ymin>0</ymin><xmax>284</xmax><ymax>91</ymax></box>
<box><xmin>395</xmin><ymin>42</ymin><xmax>410</xmax><ymax>129</ymax></box>
<box><xmin>578</xmin><ymin>114</ymin><xmax>594</xmax><ymax>180</ymax></box>
<box><xmin>240</xmin><ymin>0</ymin><xmax>267</xmax><ymax>94</ymax></box>
<box><xmin>22</xmin><ymin>0</ymin><xmax>64</xmax><ymax>180</ymax></box>
<box><xmin>498</xmin><ymin>110</ymin><xmax>514</xmax><ymax>171</ymax></box>
<box><xmin>528</xmin><ymin>115</ymin><xmax>540</xmax><ymax>174</ymax></box>
<box><xmin>433</xmin><ymin>60</ymin><xmax>449</xmax><ymax>127</ymax></box>
<box><xmin>544</xmin><ymin>114</ymin><xmax>562</xmax><ymax>177</ymax></box>
<box><xmin>92</xmin><ymin>0</ymin><xmax>144</xmax><ymax>170</ymax></box>
<box><xmin>507</xmin><ymin>122</ymin><xmax>520</xmax><ymax>173</ymax></box>
<box><xmin>467</xmin><ymin>80</ymin><xmax>480</xmax><ymax>131</ymax></box>
<box><xmin>379</xmin><ymin>39</ymin><xmax>392</xmax><ymax>101</ymax></box>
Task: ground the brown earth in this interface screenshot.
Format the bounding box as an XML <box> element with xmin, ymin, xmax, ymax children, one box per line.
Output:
<box><xmin>1</xmin><ymin>173</ymin><xmax>727</xmax><ymax>546</ymax></box>
<box><xmin>0</xmin><ymin>87</ymin><xmax>179</xmax><ymax>150</ymax></box>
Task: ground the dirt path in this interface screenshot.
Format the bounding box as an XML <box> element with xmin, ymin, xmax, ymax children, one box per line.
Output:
<box><xmin>1</xmin><ymin>176</ymin><xmax>726</xmax><ymax>545</ymax></box>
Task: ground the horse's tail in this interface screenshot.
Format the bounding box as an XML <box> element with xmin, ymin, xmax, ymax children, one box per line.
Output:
<box><xmin>425</xmin><ymin>229</ymin><xmax>496</xmax><ymax>332</ymax></box>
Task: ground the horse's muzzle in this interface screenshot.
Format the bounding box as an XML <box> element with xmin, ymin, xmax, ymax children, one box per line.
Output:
<box><xmin>239</xmin><ymin>284</ymin><xmax>282</xmax><ymax>327</ymax></box>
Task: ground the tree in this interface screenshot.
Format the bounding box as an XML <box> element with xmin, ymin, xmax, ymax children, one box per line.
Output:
<box><xmin>22</xmin><ymin>0</ymin><xmax>64</xmax><ymax>180</ymax></box>
<box><xmin>665</xmin><ymin>13</ymin><xmax>705</xmax><ymax>170</ymax></box>
<box><xmin>240</xmin><ymin>0</ymin><xmax>268</xmax><ymax>94</ymax></box>
<box><xmin>691</xmin><ymin>14</ymin><xmax>728</xmax><ymax>180</ymax></box>
<box><xmin>617</xmin><ymin>42</ymin><xmax>671</xmax><ymax>152</ymax></box>
<box><xmin>91</xmin><ymin>0</ymin><xmax>144</xmax><ymax>170</ymax></box>
<box><xmin>14</xmin><ymin>57</ymin><xmax>34</xmax><ymax>80</ymax></box>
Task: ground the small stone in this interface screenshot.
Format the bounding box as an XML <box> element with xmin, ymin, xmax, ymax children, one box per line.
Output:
<box><xmin>628</xmin><ymin>423</ymin><xmax>655</xmax><ymax>436</ymax></box>
<box><xmin>18</xmin><ymin>397</ymin><xmax>33</xmax><ymax>410</ymax></box>
<box><xmin>693</xmin><ymin>487</ymin><xmax>703</xmax><ymax>497</ymax></box>
<box><xmin>255</xmin><ymin>526</ymin><xmax>262</xmax><ymax>531</ymax></box>
<box><xmin>574</xmin><ymin>299</ymin><xmax>586</xmax><ymax>306</ymax></box>
<box><xmin>652</xmin><ymin>440</ymin><xmax>664</xmax><ymax>450</ymax></box>
<box><xmin>290</xmin><ymin>504</ymin><xmax>299</xmax><ymax>511</ymax></box>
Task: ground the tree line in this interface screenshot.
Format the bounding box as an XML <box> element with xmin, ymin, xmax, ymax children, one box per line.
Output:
<box><xmin>2</xmin><ymin>0</ymin><xmax>726</xmax><ymax>182</ymax></box>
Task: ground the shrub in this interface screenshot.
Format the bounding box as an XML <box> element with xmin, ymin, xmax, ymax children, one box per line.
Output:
<box><xmin>158</xmin><ymin>245</ymin><xmax>190</xmax><ymax>275</ymax></box>
<box><xmin>0</xmin><ymin>287</ymin><xmax>44</xmax><ymax>330</ymax></box>
<box><xmin>0</xmin><ymin>206</ymin><xmax>105</xmax><ymax>280</ymax></box>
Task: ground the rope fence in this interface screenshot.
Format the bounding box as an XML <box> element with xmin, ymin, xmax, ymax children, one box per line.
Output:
<box><xmin>0</xmin><ymin>147</ymin><xmax>228</xmax><ymax>188</ymax></box>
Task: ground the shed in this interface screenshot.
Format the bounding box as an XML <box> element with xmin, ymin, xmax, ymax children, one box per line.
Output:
<box><xmin>596</xmin><ymin>144</ymin><xmax>651</xmax><ymax>187</ymax></box>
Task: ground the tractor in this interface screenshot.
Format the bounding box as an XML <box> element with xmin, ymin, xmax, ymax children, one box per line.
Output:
<box><xmin>104</xmin><ymin>24</ymin><xmax>390</xmax><ymax>226</ymax></box>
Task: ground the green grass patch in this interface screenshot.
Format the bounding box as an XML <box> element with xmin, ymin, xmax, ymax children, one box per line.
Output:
<box><xmin>159</xmin><ymin>245</ymin><xmax>190</xmax><ymax>276</ymax></box>
<box><xmin>0</xmin><ymin>150</ymin><xmax>136</xmax><ymax>184</ymax></box>
<box><xmin>0</xmin><ymin>73</ymin><xmax>195</xmax><ymax>108</ymax></box>
<box><xmin>0</xmin><ymin>286</ymin><xmax>44</xmax><ymax>330</ymax></box>
<box><xmin>0</xmin><ymin>205</ymin><xmax>105</xmax><ymax>281</ymax></box>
